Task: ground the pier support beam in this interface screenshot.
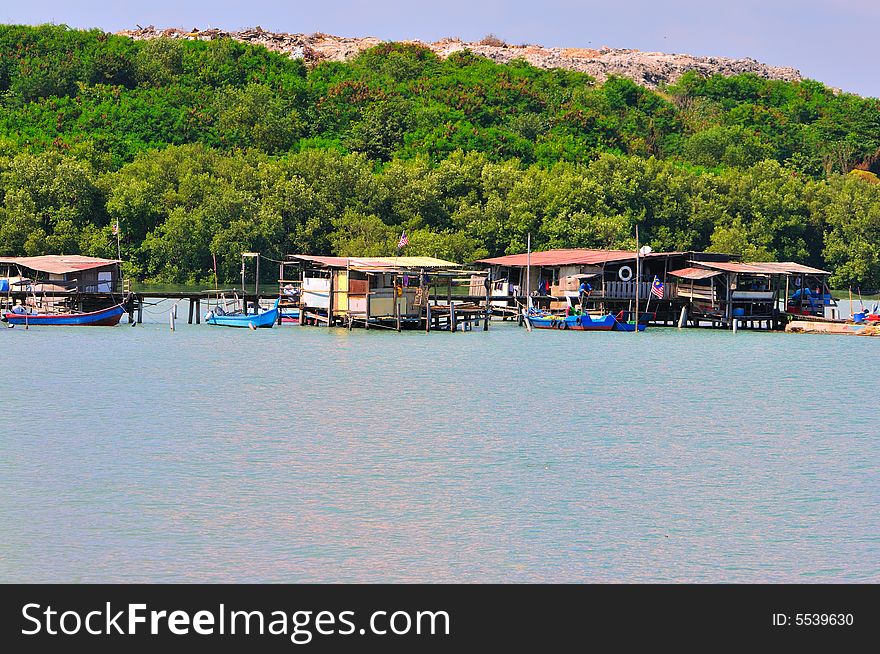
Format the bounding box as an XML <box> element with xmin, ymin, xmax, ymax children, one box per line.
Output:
<box><xmin>188</xmin><ymin>299</ymin><xmax>194</xmax><ymax>324</ymax></box>
<box><xmin>195</xmin><ymin>299</ymin><xmax>200</xmax><ymax>324</ymax></box>
<box><xmin>483</xmin><ymin>274</ymin><xmax>490</xmax><ymax>331</ymax></box>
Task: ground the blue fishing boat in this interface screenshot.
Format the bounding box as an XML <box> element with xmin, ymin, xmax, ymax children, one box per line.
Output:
<box><xmin>611</xmin><ymin>311</ymin><xmax>652</xmax><ymax>332</ymax></box>
<box><xmin>205</xmin><ymin>298</ymin><xmax>280</xmax><ymax>328</ymax></box>
<box><xmin>3</xmin><ymin>303</ymin><xmax>126</xmax><ymax>326</ymax></box>
<box><xmin>527</xmin><ymin>309</ymin><xmax>616</xmax><ymax>331</ymax></box>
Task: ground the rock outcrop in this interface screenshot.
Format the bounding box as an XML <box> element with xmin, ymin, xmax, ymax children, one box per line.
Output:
<box><xmin>118</xmin><ymin>26</ymin><xmax>802</xmax><ymax>88</ymax></box>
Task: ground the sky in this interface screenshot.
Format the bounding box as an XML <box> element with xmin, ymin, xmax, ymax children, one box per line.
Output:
<box><xmin>3</xmin><ymin>0</ymin><xmax>878</xmax><ymax>97</ymax></box>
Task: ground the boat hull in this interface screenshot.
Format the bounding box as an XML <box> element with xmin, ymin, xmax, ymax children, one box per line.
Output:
<box><xmin>4</xmin><ymin>303</ymin><xmax>126</xmax><ymax>326</ymax></box>
<box><xmin>612</xmin><ymin>322</ymin><xmax>648</xmax><ymax>332</ymax></box>
<box><xmin>528</xmin><ymin>313</ymin><xmax>616</xmax><ymax>331</ymax></box>
<box><xmin>611</xmin><ymin>311</ymin><xmax>651</xmax><ymax>331</ymax></box>
<box><xmin>280</xmin><ymin>308</ymin><xmax>300</xmax><ymax>324</ymax></box>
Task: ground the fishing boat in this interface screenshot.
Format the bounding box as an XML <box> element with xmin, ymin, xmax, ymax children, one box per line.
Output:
<box><xmin>3</xmin><ymin>303</ymin><xmax>126</xmax><ymax>326</ymax></box>
<box><xmin>611</xmin><ymin>311</ymin><xmax>652</xmax><ymax>332</ymax></box>
<box><xmin>527</xmin><ymin>309</ymin><xmax>616</xmax><ymax>331</ymax></box>
<box><xmin>205</xmin><ymin>297</ymin><xmax>279</xmax><ymax>328</ymax></box>
<box><xmin>280</xmin><ymin>307</ymin><xmax>301</xmax><ymax>324</ymax></box>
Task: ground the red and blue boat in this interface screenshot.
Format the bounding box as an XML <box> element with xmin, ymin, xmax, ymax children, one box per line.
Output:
<box><xmin>3</xmin><ymin>303</ymin><xmax>126</xmax><ymax>326</ymax></box>
<box><xmin>526</xmin><ymin>308</ymin><xmax>652</xmax><ymax>332</ymax></box>
<box><xmin>527</xmin><ymin>309</ymin><xmax>616</xmax><ymax>331</ymax></box>
<box><xmin>280</xmin><ymin>307</ymin><xmax>301</xmax><ymax>324</ymax></box>
<box><xmin>610</xmin><ymin>311</ymin><xmax>652</xmax><ymax>332</ymax></box>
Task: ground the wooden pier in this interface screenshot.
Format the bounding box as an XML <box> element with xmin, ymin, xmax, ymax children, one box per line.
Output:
<box><xmin>2</xmin><ymin>287</ymin><xmax>821</xmax><ymax>333</ymax></box>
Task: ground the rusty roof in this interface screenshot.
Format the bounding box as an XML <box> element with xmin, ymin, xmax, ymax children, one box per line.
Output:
<box><xmin>668</xmin><ymin>266</ymin><xmax>723</xmax><ymax>280</ymax></box>
<box><xmin>289</xmin><ymin>255</ymin><xmax>460</xmax><ymax>269</ymax></box>
<box><xmin>476</xmin><ymin>249</ymin><xmax>686</xmax><ymax>267</ymax></box>
<box><xmin>694</xmin><ymin>261</ymin><xmax>830</xmax><ymax>276</ymax></box>
<box><xmin>0</xmin><ymin>255</ymin><xmax>120</xmax><ymax>275</ymax></box>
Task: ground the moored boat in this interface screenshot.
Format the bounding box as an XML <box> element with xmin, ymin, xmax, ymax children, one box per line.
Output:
<box><xmin>3</xmin><ymin>303</ymin><xmax>126</xmax><ymax>326</ymax></box>
<box><xmin>527</xmin><ymin>309</ymin><xmax>616</xmax><ymax>331</ymax></box>
<box><xmin>610</xmin><ymin>310</ymin><xmax>652</xmax><ymax>332</ymax></box>
<box><xmin>205</xmin><ymin>298</ymin><xmax>280</xmax><ymax>328</ymax></box>
<box><xmin>280</xmin><ymin>307</ymin><xmax>300</xmax><ymax>324</ymax></box>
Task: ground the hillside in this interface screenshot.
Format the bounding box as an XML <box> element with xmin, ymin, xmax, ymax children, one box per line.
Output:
<box><xmin>0</xmin><ymin>24</ymin><xmax>878</xmax><ymax>288</ymax></box>
<box><xmin>119</xmin><ymin>25</ymin><xmax>803</xmax><ymax>89</ymax></box>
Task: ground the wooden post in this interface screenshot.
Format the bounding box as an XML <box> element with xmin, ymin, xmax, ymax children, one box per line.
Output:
<box><xmin>450</xmin><ymin>300</ymin><xmax>456</xmax><ymax>332</ymax></box>
<box><xmin>188</xmin><ymin>298</ymin><xmax>194</xmax><ymax>324</ymax></box>
<box><xmin>241</xmin><ymin>256</ymin><xmax>247</xmax><ymax>315</ymax></box>
<box><xmin>395</xmin><ymin>274</ymin><xmax>401</xmax><ymax>332</ymax></box>
<box><xmin>422</xmin><ymin>269</ymin><xmax>430</xmax><ymax>334</ymax></box>
<box><xmin>483</xmin><ymin>270</ymin><xmax>490</xmax><ymax>331</ymax></box>
<box><xmin>724</xmin><ymin>273</ymin><xmax>731</xmax><ymax>327</ymax></box>
<box><xmin>364</xmin><ymin>275</ymin><xmax>370</xmax><ymax>330</ymax></box>
<box><xmin>195</xmin><ymin>299</ymin><xmax>200</xmax><ymax>324</ymax></box>
<box><xmin>137</xmin><ymin>298</ymin><xmax>143</xmax><ymax>324</ymax></box>
<box><xmin>328</xmin><ymin>271</ymin><xmax>334</xmax><ymax>328</ymax></box>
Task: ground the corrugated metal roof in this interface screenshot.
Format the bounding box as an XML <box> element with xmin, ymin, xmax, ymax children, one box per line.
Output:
<box><xmin>289</xmin><ymin>255</ymin><xmax>460</xmax><ymax>269</ymax></box>
<box><xmin>668</xmin><ymin>267</ymin><xmax>723</xmax><ymax>280</ymax></box>
<box><xmin>289</xmin><ymin>255</ymin><xmax>351</xmax><ymax>267</ymax></box>
<box><xmin>694</xmin><ymin>261</ymin><xmax>830</xmax><ymax>275</ymax></box>
<box><xmin>0</xmin><ymin>255</ymin><xmax>120</xmax><ymax>275</ymax></box>
<box><xmin>350</xmin><ymin>256</ymin><xmax>460</xmax><ymax>268</ymax></box>
<box><xmin>476</xmin><ymin>249</ymin><xmax>686</xmax><ymax>267</ymax></box>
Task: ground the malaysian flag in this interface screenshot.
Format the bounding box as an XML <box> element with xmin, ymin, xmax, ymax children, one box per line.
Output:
<box><xmin>651</xmin><ymin>275</ymin><xmax>664</xmax><ymax>299</ymax></box>
<box><xmin>397</xmin><ymin>231</ymin><xmax>409</xmax><ymax>249</ymax></box>
<box><xmin>112</xmin><ymin>220</ymin><xmax>119</xmax><ymax>236</ymax></box>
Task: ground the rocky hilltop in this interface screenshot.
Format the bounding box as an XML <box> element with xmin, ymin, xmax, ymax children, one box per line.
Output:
<box><xmin>118</xmin><ymin>26</ymin><xmax>801</xmax><ymax>89</ymax></box>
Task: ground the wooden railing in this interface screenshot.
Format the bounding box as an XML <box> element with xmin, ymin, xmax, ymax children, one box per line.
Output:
<box><xmin>602</xmin><ymin>281</ymin><xmax>675</xmax><ymax>300</ymax></box>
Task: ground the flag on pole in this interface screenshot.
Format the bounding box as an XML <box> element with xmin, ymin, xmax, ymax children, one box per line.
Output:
<box><xmin>112</xmin><ymin>220</ymin><xmax>119</xmax><ymax>236</ymax></box>
<box><xmin>651</xmin><ymin>275</ymin><xmax>664</xmax><ymax>299</ymax></box>
<box><xmin>397</xmin><ymin>230</ymin><xmax>409</xmax><ymax>249</ymax></box>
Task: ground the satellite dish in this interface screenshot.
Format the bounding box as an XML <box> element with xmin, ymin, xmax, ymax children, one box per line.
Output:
<box><xmin>639</xmin><ymin>245</ymin><xmax>652</xmax><ymax>256</ymax></box>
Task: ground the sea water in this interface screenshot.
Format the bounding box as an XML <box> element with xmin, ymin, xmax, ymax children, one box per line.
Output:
<box><xmin>1</xmin><ymin>306</ymin><xmax>877</xmax><ymax>582</ymax></box>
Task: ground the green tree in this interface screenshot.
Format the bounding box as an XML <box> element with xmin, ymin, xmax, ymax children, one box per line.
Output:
<box><xmin>217</xmin><ymin>84</ymin><xmax>302</xmax><ymax>153</ymax></box>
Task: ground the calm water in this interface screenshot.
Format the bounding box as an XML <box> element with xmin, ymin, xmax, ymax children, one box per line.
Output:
<box><xmin>1</xmin><ymin>304</ymin><xmax>878</xmax><ymax>583</ymax></box>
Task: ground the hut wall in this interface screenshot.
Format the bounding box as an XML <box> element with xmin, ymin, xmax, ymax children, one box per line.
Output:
<box><xmin>302</xmin><ymin>275</ymin><xmax>331</xmax><ymax>309</ymax></box>
<box><xmin>332</xmin><ymin>269</ymin><xmax>349</xmax><ymax>315</ymax></box>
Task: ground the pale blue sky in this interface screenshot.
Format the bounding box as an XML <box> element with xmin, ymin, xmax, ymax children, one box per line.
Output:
<box><xmin>3</xmin><ymin>1</ymin><xmax>877</xmax><ymax>97</ymax></box>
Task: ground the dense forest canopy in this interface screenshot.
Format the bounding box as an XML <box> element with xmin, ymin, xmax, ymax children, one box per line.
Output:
<box><xmin>1</xmin><ymin>24</ymin><xmax>879</xmax><ymax>288</ymax></box>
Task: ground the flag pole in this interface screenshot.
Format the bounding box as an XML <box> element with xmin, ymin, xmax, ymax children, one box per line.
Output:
<box><xmin>526</xmin><ymin>232</ymin><xmax>531</xmax><ymax>311</ymax></box>
<box><xmin>114</xmin><ymin>219</ymin><xmax>124</xmax><ymax>296</ymax></box>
